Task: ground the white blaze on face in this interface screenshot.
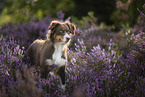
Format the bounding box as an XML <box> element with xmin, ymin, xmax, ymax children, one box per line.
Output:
<box><xmin>63</xmin><ymin>33</ymin><xmax>70</xmax><ymax>42</ymax></box>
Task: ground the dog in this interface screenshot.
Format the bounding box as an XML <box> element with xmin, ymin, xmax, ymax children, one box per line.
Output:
<box><xmin>24</xmin><ymin>20</ymin><xmax>76</xmax><ymax>91</ymax></box>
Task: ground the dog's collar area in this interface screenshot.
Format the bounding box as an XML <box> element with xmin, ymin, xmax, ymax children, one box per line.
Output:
<box><xmin>52</xmin><ymin>43</ymin><xmax>67</xmax><ymax>67</ymax></box>
<box><xmin>54</xmin><ymin>42</ymin><xmax>67</xmax><ymax>51</ymax></box>
<box><xmin>54</xmin><ymin>42</ymin><xmax>65</xmax><ymax>49</ymax></box>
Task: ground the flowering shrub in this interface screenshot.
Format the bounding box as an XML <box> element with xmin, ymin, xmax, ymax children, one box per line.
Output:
<box><xmin>0</xmin><ymin>35</ymin><xmax>24</xmax><ymax>96</ymax></box>
<box><xmin>0</xmin><ymin>10</ymin><xmax>145</xmax><ymax>97</ymax></box>
<box><xmin>0</xmin><ymin>15</ymin><xmax>52</xmax><ymax>49</ymax></box>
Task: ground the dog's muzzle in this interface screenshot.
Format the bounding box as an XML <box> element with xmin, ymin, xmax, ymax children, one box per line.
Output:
<box><xmin>66</xmin><ymin>37</ymin><xmax>70</xmax><ymax>43</ymax></box>
<box><xmin>63</xmin><ymin>33</ymin><xmax>71</xmax><ymax>43</ymax></box>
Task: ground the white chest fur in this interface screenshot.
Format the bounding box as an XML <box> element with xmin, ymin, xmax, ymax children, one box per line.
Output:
<box><xmin>52</xmin><ymin>43</ymin><xmax>67</xmax><ymax>67</ymax></box>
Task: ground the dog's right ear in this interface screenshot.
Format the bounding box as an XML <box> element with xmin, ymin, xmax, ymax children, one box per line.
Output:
<box><xmin>48</xmin><ymin>21</ymin><xmax>60</xmax><ymax>31</ymax></box>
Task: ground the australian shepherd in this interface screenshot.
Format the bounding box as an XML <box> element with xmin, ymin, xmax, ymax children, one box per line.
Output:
<box><xmin>24</xmin><ymin>21</ymin><xmax>76</xmax><ymax>91</ymax></box>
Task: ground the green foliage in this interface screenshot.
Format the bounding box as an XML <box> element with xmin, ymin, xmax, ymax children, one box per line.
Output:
<box><xmin>111</xmin><ymin>0</ymin><xmax>130</xmax><ymax>27</ymax></box>
<box><xmin>13</xmin><ymin>8</ymin><xmax>32</xmax><ymax>23</ymax></box>
<box><xmin>31</xmin><ymin>0</ymin><xmax>75</xmax><ymax>17</ymax></box>
<box><xmin>72</xmin><ymin>11</ymin><xmax>97</xmax><ymax>28</ymax></box>
<box><xmin>1</xmin><ymin>0</ymin><xmax>145</xmax><ymax>26</ymax></box>
<box><xmin>111</xmin><ymin>0</ymin><xmax>145</xmax><ymax>27</ymax></box>
<box><xmin>56</xmin><ymin>0</ymin><xmax>75</xmax><ymax>12</ymax></box>
<box><xmin>0</xmin><ymin>0</ymin><xmax>75</xmax><ymax>24</ymax></box>
<box><xmin>0</xmin><ymin>8</ymin><xmax>11</xmax><ymax>25</ymax></box>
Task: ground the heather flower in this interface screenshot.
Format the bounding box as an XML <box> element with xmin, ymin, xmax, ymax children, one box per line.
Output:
<box><xmin>57</xmin><ymin>10</ymin><xmax>65</xmax><ymax>20</ymax></box>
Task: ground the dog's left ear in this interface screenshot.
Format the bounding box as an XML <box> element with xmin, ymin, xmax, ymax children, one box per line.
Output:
<box><xmin>65</xmin><ymin>22</ymin><xmax>76</xmax><ymax>35</ymax></box>
<box><xmin>47</xmin><ymin>21</ymin><xmax>60</xmax><ymax>40</ymax></box>
<box><xmin>48</xmin><ymin>21</ymin><xmax>60</xmax><ymax>31</ymax></box>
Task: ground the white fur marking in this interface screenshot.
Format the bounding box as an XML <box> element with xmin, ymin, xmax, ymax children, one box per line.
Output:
<box><xmin>52</xmin><ymin>43</ymin><xmax>67</xmax><ymax>67</ymax></box>
<box><xmin>63</xmin><ymin>33</ymin><xmax>70</xmax><ymax>42</ymax></box>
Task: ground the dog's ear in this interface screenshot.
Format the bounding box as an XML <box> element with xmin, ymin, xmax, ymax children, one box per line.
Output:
<box><xmin>48</xmin><ymin>21</ymin><xmax>60</xmax><ymax>31</ymax></box>
<box><xmin>65</xmin><ymin>22</ymin><xmax>76</xmax><ymax>35</ymax></box>
<box><xmin>47</xmin><ymin>21</ymin><xmax>60</xmax><ymax>41</ymax></box>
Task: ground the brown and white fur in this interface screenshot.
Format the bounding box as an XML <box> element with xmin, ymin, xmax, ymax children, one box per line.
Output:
<box><xmin>24</xmin><ymin>21</ymin><xmax>76</xmax><ymax>91</ymax></box>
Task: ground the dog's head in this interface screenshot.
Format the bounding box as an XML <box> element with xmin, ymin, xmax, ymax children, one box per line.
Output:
<box><xmin>47</xmin><ymin>21</ymin><xmax>76</xmax><ymax>44</ymax></box>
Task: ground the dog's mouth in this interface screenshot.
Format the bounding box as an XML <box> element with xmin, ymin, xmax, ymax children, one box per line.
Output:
<box><xmin>58</xmin><ymin>38</ymin><xmax>70</xmax><ymax>44</ymax></box>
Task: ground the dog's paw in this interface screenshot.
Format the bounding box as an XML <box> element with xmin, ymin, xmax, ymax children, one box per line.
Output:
<box><xmin>45</xmin><ymin>59</ymin><xmax>54</xmax><ymax>65</ymax></box>
<box><xmin>57</xmin><ymin>59</ymin><xmax>66</xmax><ymax>67</ymax></box>
<box><xmin>61</xmin><ymin>84</ymin><xmax>66</xmax><ymax>92</ymax></box>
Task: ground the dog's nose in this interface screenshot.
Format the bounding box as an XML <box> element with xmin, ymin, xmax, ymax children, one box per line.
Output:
<box><xmin>66</xmin><ymin>37</ymin><xmax>70</xmax><ymax>42</ymax></box>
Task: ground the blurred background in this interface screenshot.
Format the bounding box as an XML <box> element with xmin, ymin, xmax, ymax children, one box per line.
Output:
<box><xmin>0</xmin><ymin>0</ymin><xmax>145</xmax><ymax>27</ymax></box>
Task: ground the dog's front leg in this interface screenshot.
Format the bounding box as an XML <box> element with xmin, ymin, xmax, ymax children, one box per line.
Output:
<box><xmin>40</xmin><ymin>59</ymin><xmax>55</xmax><ymax>79</ymax></box>
<box><xmin>57</xmin><ymin>66</ymin><xmax>66</xmax><ymax>91</ymax></box>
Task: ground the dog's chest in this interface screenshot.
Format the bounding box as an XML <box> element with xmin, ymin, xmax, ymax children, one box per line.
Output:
<box><xmin>52</xmin><ymin>44</ymin><xmax>66</xmax><ymax>67</ymax></box>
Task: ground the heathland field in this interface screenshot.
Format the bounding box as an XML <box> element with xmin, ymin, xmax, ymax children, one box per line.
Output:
<box><xmin>0</xmin><ymin>2</ymin><xmax>145</xmax><ymax>97</ymax></box>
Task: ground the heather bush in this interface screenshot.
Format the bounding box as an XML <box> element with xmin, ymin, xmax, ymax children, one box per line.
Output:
<box><xmin>68</xmin><ymin>39</ymin><xmax>126</xmax><ymax>96</ymax></box>
<box><xmin>0</xmin><ymin>35</ymin><xmax>25</xmax><ymax>96</ymax></box>
<box><xmin>0</xmin><ymin>9</ymin><xmax>145</xmax><ymax>97</ymax></box>
<box><xmin>68</xmin><ymin>29</ymin><xmax>145</xmax><ymax>96</ymax></box>
<box><xmin>0</xmin><ymin>15</ymin><xmax>52</xmax><ymax>49</ymax></box>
